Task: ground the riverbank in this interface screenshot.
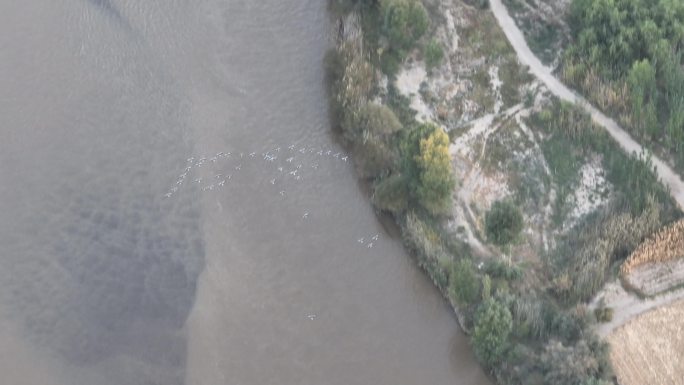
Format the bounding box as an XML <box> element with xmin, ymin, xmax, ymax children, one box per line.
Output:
<box><xmin>186</xmin><ymin>2</ymin><xmax>491</xmax><ymax>385</ymax></box>
<box><xmin>328</xmin><ymin>1</ymin><xmax>683</xmax><ymax>384</ymax></box>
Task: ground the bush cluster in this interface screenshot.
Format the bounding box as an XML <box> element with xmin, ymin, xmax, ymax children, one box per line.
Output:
<box><xmin>485</xmin><ymin>200</ymin><xmax>524</xmax><ymax>248</ymax></box>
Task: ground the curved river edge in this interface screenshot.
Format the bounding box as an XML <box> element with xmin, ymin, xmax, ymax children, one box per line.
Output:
<box><xmin>327</xmin><ymin>10</ymin><xmax>473</xmax><ymax>333</ymax></box>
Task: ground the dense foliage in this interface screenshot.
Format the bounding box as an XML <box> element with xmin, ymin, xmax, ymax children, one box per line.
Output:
<box><xmin>380</xmin><ymin>0</ymin><xmax>429</xmax><ymax>53</ymax></box>
<box><xmin>424</xmin><ymin>39</ymin><xmax>444</xmax><ymax>70</ymax></box>
<box><xmin>449</xmin><ymin>258</ymin><xmax>480</xmax><ymax>305</ymax></box>
<box><xmin>485</xmin><ymin>200</ymin><xmax>524</xmax><ymax>247</ymax></box>
<box><xmin>413</xmin><ymin>125</ymin><xmax>456</xmax><ymax>215</ymax></box>
<box><xmin>563</xmin><ymin>0</ymin><xmax>684</xmax><ymax>167</ymax></box>
<box><xmin>472</xmin><ymin>298</ymin><xmax>513</xmax><ymax>368</ymax></box>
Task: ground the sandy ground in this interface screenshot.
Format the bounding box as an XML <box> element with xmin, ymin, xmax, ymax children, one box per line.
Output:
<box><xmin>489</xmin><ymin>0</ymin><xmax>684</xmax><ymax>210</ymax></box>
<box><xmin>607</xmin><ymin>299</ymin><xmax>684</xmax><ymax>385</ymax></box>
<box><xmin>591</xmin><ymin>280</ymin><xmax>684</xmax><ymax>337</ymax></box>
<box><xmin>395</xmin><ymin>64</ymin><xmax>432</xmax><ymax>123</ymax></box>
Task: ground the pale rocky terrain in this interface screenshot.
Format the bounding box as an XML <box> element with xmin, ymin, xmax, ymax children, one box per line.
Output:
<box><xmin>393</xmin><ymin>0</ymin><xmax>614</xmax><ymax>262</ymax></box>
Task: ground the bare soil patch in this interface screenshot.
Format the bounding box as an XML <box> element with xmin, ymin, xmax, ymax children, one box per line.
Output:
<box><xmin>607</xmin><ymin>300</ymin><xmax>684</xmax><ymax>385</ymax></box>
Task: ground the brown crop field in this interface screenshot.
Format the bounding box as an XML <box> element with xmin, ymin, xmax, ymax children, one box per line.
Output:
<box><xmin>607</xmin><ymin>299</ymin><xmax>684</xmax><ymax>385</ymax></box>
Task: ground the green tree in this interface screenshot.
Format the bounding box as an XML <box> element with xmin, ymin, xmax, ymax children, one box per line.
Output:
<box><xmin>372</xmin><ymin>174</ymin><xmax>409</xmax><ymax>213</ymax></box>
<box><xmin>424</xmin><ymin>39</ymin><xmax>444</xmax><ymax>70</ymax></box>
<box><xmin>448</xmin><ymin>258</ymin><xmax>479</xmax><ymax>305</ymax></box>
<box><xmin>400</xmin><ymin>123</ymin><xmax>455</xmax><ymax>214</ymax></box>
<box><xmin>473</xmin><ymin>298</ymin><xmax>513</xmax><ymax>368</ymax></box>
<box><xmin>358</xmin><ymin>103</ymin><xmax>403</xmax><ymax>137</ymax></box>
<box><xmin>414</xmin><ymin>125</ymin><xmax>455</xmax><ymax>215</ymax></box>
<box><xmin>627</xmin><ymin>59</ymin><xmax>657</xmax><ymax>135</ymax></box>
<box><xmin>380</xmin><ymin>0</ymin><xmax>429</xmax><ymax>52</ymax></box>
<box><xmin>356</xmin><ymin>138</ymin><xmax>398</xmax><ymax>177</ymax></box>
<box><xmin>354</xmin><ymin>104</ymin><xmax>403</xmax><ymax>177</ymax></box>
<box><xmin>485</xmin><ymin>200</ymin><xmax>524</xmax><ymax>247</ymax></box>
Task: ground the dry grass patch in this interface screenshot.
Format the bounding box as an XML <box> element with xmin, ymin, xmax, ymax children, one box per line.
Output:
<box><xmin>608</xmin><ymin>300</ymin><xmax>684</xmax><ymax>385</ymax></box>
<box><xmin>621</xmin><ymin>219</ymin><xmax>684</xmax><ymax>275</ymax></box>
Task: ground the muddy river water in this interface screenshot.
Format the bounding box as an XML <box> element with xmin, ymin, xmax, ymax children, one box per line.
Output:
<box><xmin>0</xmin><ymin>1</ymin><xmax>490</xmax><ymax>384</ymax></box>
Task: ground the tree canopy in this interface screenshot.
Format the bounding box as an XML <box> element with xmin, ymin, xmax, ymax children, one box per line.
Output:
<box><xmin>472</xmin><ymin>298</ymin><xmax>513</xmax><ymax>368</ymax></box>
<box><xmin>399</xmin><ymin>123</ymin><xmax>455</xmax><ymax>215</ymax></box>
<box><xmin>485</xmin><ymin>200</ymin><xmax>524</xmax><ymax>247</ymax></box>
<box><xmin>564</xmin><ymin>0</ymin><xmax>684</xmax><ymax>162</ymax></box>
<box><xmin>380</xmin><ymin>0</ymin><xmax>429</xmax><ymax>52</ymax></box>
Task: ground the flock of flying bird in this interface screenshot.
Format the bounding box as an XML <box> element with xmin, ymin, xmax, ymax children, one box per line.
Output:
<box><xmin>164</xmin><ymin>144</ymin><xmax>348</xmax><ymax>198</ymax></box>
<box><xmin>163</xmin><ymin>144</ymin><xmax>380</xmax><ymax>250</ymax></box>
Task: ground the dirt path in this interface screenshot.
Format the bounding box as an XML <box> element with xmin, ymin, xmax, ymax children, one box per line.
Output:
<box><xmin>590</xmin><ymin>281</ymin><xmax>684</xmax><ymax>337</ymax></box>
<box><xmin>489</xmin><ymin>0</ymin><xmax>684</xmax><ymax>210</ymax></box>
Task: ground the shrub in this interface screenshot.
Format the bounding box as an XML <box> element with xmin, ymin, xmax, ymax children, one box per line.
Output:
<box><xmin>402</xmin><ymin>211</ymin><xmax>444</xmax><ymax>265</ymax></box>
<box><xmin>481</xmin><ymin>274</ymin><xmax>492</xmax><ymax>301</ymax></box>
<box><xmin>594</xmin><ymin>307</ymin><xmax>613</xmax><ymax>323</ymax></box>
<box><xmin>424</xmin><ymin>39</ymin><xmax>444</xmax><ymax>70</ymax></box>
<box><xmin>351</xmin><ymin>104</ymin><xmax>404</xmax><ymax>177</ymax></box>
<box><xmin>485</xmin><ymin>200</ymin><xmax>524</xmax><ymax>247</ymax></box>
<box><xmin>512</xmin><ymin>295</ymin><xmax>550</xmax><ymax>340</ymax></box>
<box><xmin>400</xmin><ymin>123</ymin><xmax>456</xmax><ymax>215</ymax></box>
<box><xmin>330</xmin><ymin>42</ymin><xmax>374</xmax><ymax>142</ymax></box>
<box><xmin>472</xmin><ymin>298</ymin><xmax>513</xmax><ymax>368</ymax></box>
<box><xmin>551</xmin><ymin>199</ymin><xmax>663</xmax><ymax>304</ymax></box>
<box><xmin>356</xmin><ymin>138</ymin><xmax>398</xmax><ymax>178</ymax></box>
<box><xmin>448</xmin><ymin>258</ymin><xmax>479</xmax><ymax>305</ymax></box>
<box><xmin>463</xmin><ymin>0</ymin><xmax>489</xmax><ymax>9</ymax></box>
<box><xmin>415</xmin><ymin>126</ymin><xmax>455</xmax><ymax>215</ymax></box>
<box><xmin>540</xmin><ymin>338</ymin><xmax>611</xmax><ymax>385</ymax></box>
<box><xmin>483</xmin><ymin>258</ymin><xmax>523</xmax><ymax>281</ymax></box>
<box><xmin>358</xmin><ymin>103</ymin><xmax>403</xmax><ymax>136</ymax></box>
<box><xmin>380</xmin><ymin>0</ymin><xmax>429</xmax><ymax>53</ymax></box>
<box><xmin>372</xmin><ymin>174</ymin><xmax>409</xmax><ymax>213</ymax></box>
<box><xmin>550</xmin><ymin>309</ymin><xmax>585</xmax><ymax>342</ymax></box>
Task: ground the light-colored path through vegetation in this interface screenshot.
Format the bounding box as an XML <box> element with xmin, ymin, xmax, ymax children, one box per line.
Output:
<box><xmin>489</xmin><ymin>0</ymin><xmax>684</xmax><ymax>210</ymax></box>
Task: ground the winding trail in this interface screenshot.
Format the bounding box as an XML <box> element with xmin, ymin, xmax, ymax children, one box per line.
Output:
<box><xmin>489</xmin><ymin>0</ymin><xmax>684</xmax><ymax>210</ymax></box>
